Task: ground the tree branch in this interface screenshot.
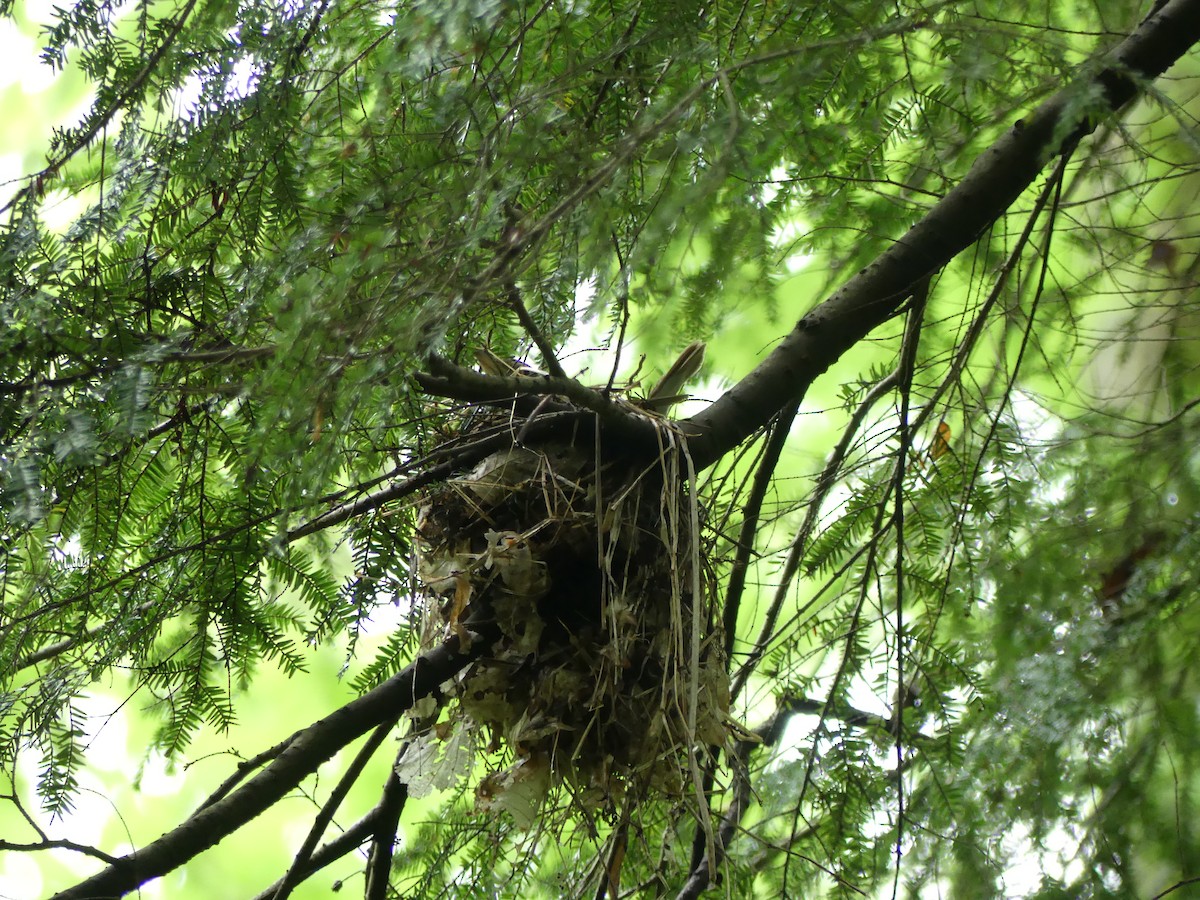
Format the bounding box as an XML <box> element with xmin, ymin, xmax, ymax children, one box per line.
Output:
<box><xmin>721</xmin><ymin>401</ymin><xmax>800</xmax><ymax>659</ymax></box>
<box><xmin>0</xmin><ymin>839</ymin><xmax>120</xmax><ymax>866</ymax></box>
<box><xmin>684</xmin><ymin>0</ymin><xmax>1200</xmax><ymax>470</ymax></box>
<box><xmin>269</xmin><ymin>720</ymin><xmax>399</xmax><ymax>900</ymax></box>
<box><xmin>675</xmin><ymin>693</ymin><xmax>893</xmax><ymax>899</ymax></box>
<box><xmin>415</xmin><ymin>354</ymin><xmax>664</xmax><ymax>450</ymax></box>
<box><xmin>506</xmin><ymin>282</ymin><xmax>568</xmax><ymax>379</ymax></box>
<box><xmin>729</xmin><ymin>369</ymin><xmax>898</xmax><ymax>700</ymax></box>
<box><xmin>250</xmin><ymin>805</ymin><xmax>384</xmax><ymax>900</ymax></box>
<box><xmin>51</xmin><ymin>629</ymin><xmax>493</xmax><ymax>900</ymax></box>
<box><xmin>0</xmin><ymin>0</ymin><xmax>200</xmax><ymax>217</ymax></box>
<box><xmin>363</xmin><ymin>770</ymin><xmax>408</xmax><ymax>900</ymax></box>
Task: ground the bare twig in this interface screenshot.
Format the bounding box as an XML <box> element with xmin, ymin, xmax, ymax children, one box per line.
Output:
<box><xmin>364</xmin><ymin>704</ymin><xmax>441</xmax><ymax>900</ymax></box>
<box><xmin>0</xmin><ymin>838</ymin><xmax>120</xmax><ymax>866</ymax></box>
<box><xmin>887</xmin><ymin>275</ymin><xmax>932</xmax><ymax>894</ymax></box>
<box><xmin>363</xmin><ymin>770</ymin><xmax>409</xmax><ymax>900</ymax></box>
<box><xmin>52</xmin><ymin>628</ymin><xmax>494</xmax><ymax>900</ymax></box>
<box><xmin>506</xmin><ymin>283</ymin><xmax>568</xmax><ymax>379</ymax></box>
<box><xmin>684</xmin><ymin>0</ymin><xmax>1200</xmax><ymax>470</ymax></box>
<box><xmin>722</xmin><ymin>400</ymin><xmax>801</xmax><ymax>659</ymax></box>
<box><xmin>685</xmin><ymin>400</ymin><xmax>799</xmax><ymax>879</ymax></box>
<box><xmin>416</xmin><ymin>354</ymin><xmax>663</xmax><ymax>447</ymax></box>
<box><xmin>271</xmin><ymin>720</ymin><xmax>399</xmax><ymax>900</ymax></box>
<box><xmin>194</xmin><ymin>734</ymin><xmax>300</xmax><ymax>813</ymax></box>
<box><xmin>675</xmin><ymin>691</ymin><xmax>894</xmax><ymax>899</ymax></box>
<box><xmin>250</xmin><ymin>805</ymin><xmax>385</xmax><ymax>900</ymax></box>
<box><xmin>730</xmin><ymin>369</ymin><xmax>898</xmax><ymax>700</ymax></box>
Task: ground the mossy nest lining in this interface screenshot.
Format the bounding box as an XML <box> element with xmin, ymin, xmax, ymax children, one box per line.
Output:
<box><xmin>410</xmin><ymin>407</ymin><xmax>731</xmax><ymax>815</ymax></box>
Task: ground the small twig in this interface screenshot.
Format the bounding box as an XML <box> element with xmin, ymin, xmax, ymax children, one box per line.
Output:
<box><xmin>722</xmin><ymin>401</ymin><xmax>800</xmax><ymax>659</ymax></box>
<box><xmin>194</xmin><ymin>734</ymin><xmax>300</xmax><ymax>813</ymax></box>
<box><xmin>363</xmin><ymin>770</ymin><xmax>409</xmax><ymax>900</ymax></box>
<box><xmin>4</xmin><ymin>791</ymin><xmax>48</xmax><ymax>842</ymax></box>
<box><xmin>365</xmin><ymin>700</ymin><xmax>443</xmax><ymax>900</ymax></box>
<box><xmin>781</xmin><ymin>480</ymin><xmax>896</xmax><ymax>890</ymax></box>
<box><xmin>515</xmin><ymin>396</ymin><xmax>556</xmax><ymax>445</ymax></box>
<box><xmin>686</xmin><ymin>401</ymin><xmax>798</xmax><ymax>878</ymax></box>
<box><xmin>675</xmin><ymin>691</ymin><xmax>885</xmax><ymax>900</ymax></box>
<box><xmin>1153</xmin><ymin>877</ymin><xmax>1200</xmax><ymax>899</ymax></box>
<box><xmin>778</xmin><ymin>694</ymin><xmax>895</xmax><ymax>733</ymax></box>
<box><xmin>416</xmin><ymin>354</ymin><xmax>661</xmax><ymax>448</ymax></box>
<box><xmin>605</xmin><ymin>233</ymin><xmax>633</xmax><ymax>394</ymax></box>
<box><xmin>680</xmin><ymin>433</ymin><xmax>716</xmax><ymax>877</ymax></box>
<box><xmin>250</xmin><ymin>805</ymin><xmax>384</xmax><ymax>900</ymax></box>
<box><xmin>418</xmin><ymin>354</ymin><xmax>595</xmax><ymax>408</ymax></box>
<box><xmin>0</xmin><ymin>839</ymin><xmax>120</xmax><ymax>866</ymax></box>
<box><xmin>593</xmin><ymin>815</ymin><xmax>629</xmax><ymax>900</ymax></box>
<box><xmin>730</xmin><ymin>369</ymin><xmax>899</xmax><ymax>700</ymax></box>
<box><xmin>888</xmin><ymin>275</ymin><xmax>932</xmax><ymax>896</ymax></box>
<box><xmin>14</xmin><ymin>602</ymin><xmax>153</xmax><ymax>671</ymax></box>
<box><xmin>506</xmin><ymin>282</ymin><xmax>567</xmax><ymax>379</ymax></box>
<box><xmin>162</xmin><ymin>346</ymin><xmax>276</xmax><ymax>364</ymax></box>
<box><xmin>288</xmin><ymin>464</ymin><xmax>455</xmax><ymax>542</ymax></box>
<box><xmin>908</xmin><ymin>149</ymin><xmax>1071</xmax><ymax>441</ymax></box>
<box><xmin>271</xmin><ymin>719</ymin><xmax>400</xmax><ymax>899</ymax></box>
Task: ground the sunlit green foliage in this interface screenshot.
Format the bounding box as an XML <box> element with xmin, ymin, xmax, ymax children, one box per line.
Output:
<box><xmin>2</xmin><ymin>0</ymin><xmax>1199</xmax><ymax>897</ymax></box>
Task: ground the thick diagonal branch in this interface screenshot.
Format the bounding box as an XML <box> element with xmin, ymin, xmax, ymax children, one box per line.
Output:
<box><xmin>685</xmin><ymin>0</ymin><xmax>1200</xmax><ymax>469</ymax></box>
<box><xmin>52</xmin><ymin>630</ymin><xmax>491</xmax><ymax>900</ymax></box>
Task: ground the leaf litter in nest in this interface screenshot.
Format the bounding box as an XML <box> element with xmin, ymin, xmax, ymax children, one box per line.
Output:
<box><xmin>410</xmin><ymin>405</ymin><xmax>733</xmax><ymax>825</ymax></box>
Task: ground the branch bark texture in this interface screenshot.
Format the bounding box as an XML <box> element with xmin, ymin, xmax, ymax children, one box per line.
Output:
<box><xmin>685</xmin><ymin>0</ymin><xmax>1200</xmax><ymax>469</ymax></box>
<box><xmin>52</xmin><ymin>632</ymin><xmax>490</xmax><ymax>900</ymax></box>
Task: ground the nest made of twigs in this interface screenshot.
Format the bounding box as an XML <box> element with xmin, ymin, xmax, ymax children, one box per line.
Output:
<box><xmin>405</xmin><ymin>402</ymin><xmax>730</xmax><ymax>821</ymax></box>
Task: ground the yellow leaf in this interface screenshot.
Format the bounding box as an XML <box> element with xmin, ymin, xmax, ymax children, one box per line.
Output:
<box><xmin>930</xmin><ymin>420</ymin><xmax>951</xmax><ymax>462</ymax></box>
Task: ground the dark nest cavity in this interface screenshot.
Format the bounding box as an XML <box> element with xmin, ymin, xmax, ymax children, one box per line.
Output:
<box><xmin>407</xmin><ymin>403</ymin><xmax>731</xmax><ymax>820</ymax></box>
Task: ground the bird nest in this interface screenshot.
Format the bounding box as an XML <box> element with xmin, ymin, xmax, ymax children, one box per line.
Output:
<box><xmin>403</xmin><ymin>405</ymin><xmax>731</xmax><ymax>822</ymax></box>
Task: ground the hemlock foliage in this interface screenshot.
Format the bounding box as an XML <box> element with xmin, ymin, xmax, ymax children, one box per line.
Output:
<box><xmin>2</xmin><ymin>0</ymin><xmax>1200</xmax><ymax>897</ymax></box>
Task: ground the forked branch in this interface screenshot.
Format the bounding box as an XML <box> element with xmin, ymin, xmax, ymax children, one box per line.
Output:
<box><xmin>52</xmin><ymin>629</ymin><xmax>493</xmax><ymax>900</ymax></box>
<box><xmin>684</xmin><ymin>0</ymin><xmax>1200</xmax><ymax>469</ymax></box>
